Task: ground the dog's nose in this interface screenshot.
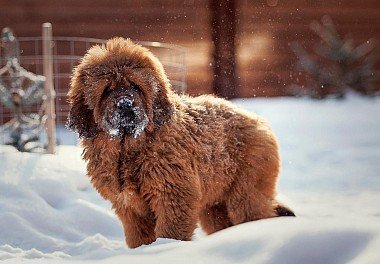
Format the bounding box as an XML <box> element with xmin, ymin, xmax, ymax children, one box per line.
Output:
<box><xmin>117</xmin><ymin>97</ymin><xmax>133</xmax><ymax>113</ymax></box>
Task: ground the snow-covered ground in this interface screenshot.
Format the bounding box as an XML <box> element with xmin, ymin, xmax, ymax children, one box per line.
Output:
<box><xmin>1</xmin><ymin>94</ymin><xmax>380</xmax><ymax>263</ymax></box>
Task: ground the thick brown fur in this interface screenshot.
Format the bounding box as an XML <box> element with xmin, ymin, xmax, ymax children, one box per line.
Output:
<box><xmin>67</xmin><ymin>38</ymin><xmax>294</xmax><ymax>249</ymax></box>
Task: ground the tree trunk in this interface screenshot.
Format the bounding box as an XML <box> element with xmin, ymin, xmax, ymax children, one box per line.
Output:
<box><xmin>209</xmin><ymin>0</ymin><xmax>239</xmax><ymax>99</ymax></box>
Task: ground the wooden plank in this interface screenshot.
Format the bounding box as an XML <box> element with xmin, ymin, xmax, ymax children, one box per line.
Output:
<box><xmin>42</xmin><ymin>23</ymin><xmax>56</xmax><ymax>154</ymax></box>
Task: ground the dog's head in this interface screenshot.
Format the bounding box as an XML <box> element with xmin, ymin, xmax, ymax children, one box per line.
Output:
<box><xmin>67</xmin><ymin>38</ymin><xmax>173</xmax><ymax>139</ymax></box>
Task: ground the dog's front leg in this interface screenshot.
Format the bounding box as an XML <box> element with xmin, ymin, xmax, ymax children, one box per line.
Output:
<box><xmin>114</xmin><ymin>193</ymin><xmax>156</xmax><ymax>248</ymax></box>
<box><xmin>148</xmin><ymin>182</ymin><xmax>201</xmax><ymax>241</ymax></box>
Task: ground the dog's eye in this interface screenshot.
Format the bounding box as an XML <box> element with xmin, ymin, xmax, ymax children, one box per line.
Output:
<box><xmin>130</xmin><ymin>82</ymin><xmax>141</xmax><ymax>93</ymax></box>
<box><xmin>103</xmin><ymin>86</ymin><xmax>112</xmax><ymax>96</ymax></box>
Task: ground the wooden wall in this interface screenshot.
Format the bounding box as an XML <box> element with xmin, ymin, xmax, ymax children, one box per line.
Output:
<box><xmin>238</xmin><ymin>0</ymin><xmax>380</xmax><ymax>97</ymax></box>
<box><xmin>0</xmin><ymin>0</ymin><xmax>379</xmax><ymax>99</ymax></box>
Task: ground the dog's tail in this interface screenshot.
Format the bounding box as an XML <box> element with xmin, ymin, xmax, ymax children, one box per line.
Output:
<box><xmin>275</xmin><ymin>203</ymin><xmax>296</xmax><ymax>217</ymax></box>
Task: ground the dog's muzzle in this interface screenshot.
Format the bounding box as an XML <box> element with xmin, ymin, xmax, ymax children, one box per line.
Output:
<box><xmin>103</xmin><ymin>96</ymin><xmax>148</xmax><ymax>139</ymax></box>
<box><xmin>117</xmin><ymin>97</ymin><xmax>135</xmax><ymax>120</ymax></box>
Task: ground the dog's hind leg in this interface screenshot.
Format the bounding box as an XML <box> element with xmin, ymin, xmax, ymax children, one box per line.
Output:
<box><xmin>226</xmin><ymin>178</ymin><xmax>278</xmax><ymax>225</ymax></box>
<box><xmin>225</xmin><ymin>174</ymin><xmax>295</xmax><ymax>225</ymax></box>
<box><xmin>199</xmin><ymin>202</ymin><xmax>233</xmax><ymax>234</ymax></box>
<box><xmin>225</xmin><ymin>128</ymin><xmax>294</xmax><ymax>223</ymax></box>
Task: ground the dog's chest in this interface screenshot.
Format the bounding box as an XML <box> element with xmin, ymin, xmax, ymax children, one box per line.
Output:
<box><xmin>117</xmin><ymin>153</ymin><xmax>152</xmax><ymax>212</ymax></box>
<box><xmin>118</xmin><ymin>150</ymin><xmax>143</xmax><ymax>192</ymax></box>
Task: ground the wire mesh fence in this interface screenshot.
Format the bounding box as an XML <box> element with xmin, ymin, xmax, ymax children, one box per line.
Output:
<box><xmin>0</xmin><ymin>37</ymin><xmax>186</xmax><ymax>145</ymax></box>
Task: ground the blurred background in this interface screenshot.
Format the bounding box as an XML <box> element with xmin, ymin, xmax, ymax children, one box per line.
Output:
<box><xmin>0</xmin><ymin>0</ymin><xmax>379</xmax><ymax>144</ymax></box>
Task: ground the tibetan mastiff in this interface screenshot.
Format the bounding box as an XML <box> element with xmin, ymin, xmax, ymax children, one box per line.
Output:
<box><xmin>67</xmin><ymin>38</ymin><xmax>294</xmax><ymax>248</ymax></box>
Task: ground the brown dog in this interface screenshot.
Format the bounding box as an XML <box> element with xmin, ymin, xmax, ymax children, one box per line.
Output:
<box><xmin>67</xmin><ymin>38</ymin><xmax>294</xmax><ymax>248</ymax></box>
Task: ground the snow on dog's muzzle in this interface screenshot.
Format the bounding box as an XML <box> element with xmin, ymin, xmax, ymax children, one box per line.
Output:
<box><xmin>103</xmin><ymin>96</ymin><xmax>148</xmax><ymax>139</ymax></box>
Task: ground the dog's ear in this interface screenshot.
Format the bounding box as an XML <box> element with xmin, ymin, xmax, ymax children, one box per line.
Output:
<box><xmin>148</xmin><ymin>64</ymin><xmax>174</xmax><ymax>127</ymax></box>
<box><xmin>153</xmin><ymin>88</ymin><xmax>173</xmax><ymax>126</ymax></box>
<box><xmin>66</xmin><ymin>74</ymin><xmax>97</xmax><ymax>139</ymax></box>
